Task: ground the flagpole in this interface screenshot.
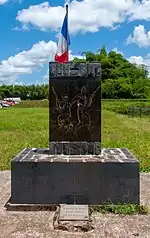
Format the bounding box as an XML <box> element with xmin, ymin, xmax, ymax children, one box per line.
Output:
<box><xmin>66</xmin><ymin>4</ymin><xmax>69</xmax><ymax>61</ymax></box>
<box><xmin>66</xmin><ymin>4</ymin><xmax>68</xmax><ymax>17</ymax></box>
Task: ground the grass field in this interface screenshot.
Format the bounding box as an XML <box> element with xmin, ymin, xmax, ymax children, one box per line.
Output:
<box><xmin>103</xmin><ymin>99</ymin><xmax>150</xmax><ymax>117</ymax></box>
<box><xmin>0</xmin><ymin>106</ymin><xmax>150</xmax><ymax>172</ymax></box>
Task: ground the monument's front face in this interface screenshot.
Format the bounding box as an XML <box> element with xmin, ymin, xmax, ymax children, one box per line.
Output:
<box><xmin>49</xmin><ymin>62</ymin><xmax>101</xmax><ymax>155</ymax></box>
<box><xmin>10</xmin><ymin>62</ymin><xmax>139</xmax><ymax>206</ymax></box>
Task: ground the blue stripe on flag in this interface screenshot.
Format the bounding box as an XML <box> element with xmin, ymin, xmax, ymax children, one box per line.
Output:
<box><xmin>61</xmin><ymin>14</ymin><xmax>70</xmax><ymax>45</ymax></box>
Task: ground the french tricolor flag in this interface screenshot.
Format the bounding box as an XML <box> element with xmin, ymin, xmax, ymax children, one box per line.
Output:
<box><xmin>55</xmin><ymin>5</ymin><xmax>70</xmax><ymax>63</ymax></box>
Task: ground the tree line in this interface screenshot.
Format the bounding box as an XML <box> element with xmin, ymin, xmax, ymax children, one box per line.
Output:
<box><xmin>0</xmin><ymin>84</ymin><xmax>49</xmax><ymax>100</ymax></box>
<box><xmin>0</xmin><ymin>47</ymin><xmax>150</xmax><ymax>99</ymax></box>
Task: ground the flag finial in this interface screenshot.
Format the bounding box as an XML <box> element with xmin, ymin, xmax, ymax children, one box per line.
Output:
<box><xmin>66</xmin><ymin>4</ymin><xmax>68</xmax><ymax>14</ymax></box>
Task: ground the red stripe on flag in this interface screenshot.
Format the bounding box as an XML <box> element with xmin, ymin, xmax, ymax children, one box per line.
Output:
<box><xmin>54</xmin><ymin>51</ymin><xmax>69</xmax><ymax>63</ymax></box>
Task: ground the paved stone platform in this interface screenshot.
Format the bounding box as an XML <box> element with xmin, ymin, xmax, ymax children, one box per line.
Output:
<box><xmin>12</xmin><ymin>147</ymin><xmax>138</xmax><ymax>163</ymax></box>
<box><xmin>0</xmin><ymin>171</ymin><xmax>150</xmax><ymax>238</ymax></box>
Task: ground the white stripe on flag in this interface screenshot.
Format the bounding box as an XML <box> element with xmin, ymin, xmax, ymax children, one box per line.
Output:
<box><xmin>56</xmin><ymin>34</ymin><xmax>68</xmax><ymax>56</ymax></box>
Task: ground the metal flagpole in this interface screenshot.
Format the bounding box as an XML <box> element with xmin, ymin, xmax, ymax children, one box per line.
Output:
<box><xmin>66</xmin><ymin>4</ymin><xmax>69</xmax><ymax>61</ymax></box>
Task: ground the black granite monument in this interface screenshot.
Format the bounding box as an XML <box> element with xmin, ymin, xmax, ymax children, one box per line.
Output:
<box><xmin>49</xmin><ymin>62</ymin><xmax>101</xmax><ymax>155</ymax></box>
<box><xmin>11</xmin><ymin>62</ymin><xmax>140</xmax><ymax>205</ymax></box>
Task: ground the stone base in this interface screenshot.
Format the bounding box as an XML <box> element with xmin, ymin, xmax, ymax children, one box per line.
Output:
<box><xmin>5</xmin><ymin>199</ymin><xmax>57</xmax><ymax>211</ymax></box>
<box><xmin>11</xmin><ymin>148</ymin><xmax>140</xmax><ymax>205</ymax></box>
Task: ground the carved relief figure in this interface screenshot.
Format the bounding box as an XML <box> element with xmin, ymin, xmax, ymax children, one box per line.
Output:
<box><xmin>52</xmin><ymin>87</ymin><xmax>73</xmax><ymax>134</ymax></box>
<box><xmin>52</xmin><ymin>85</ymin><xmax>100</xmax><ymax>136</ymax></box>
<box><xmin>71</xmin><ymin>85</ymin><xmax>100</xmax><ymax>128</ymax></box>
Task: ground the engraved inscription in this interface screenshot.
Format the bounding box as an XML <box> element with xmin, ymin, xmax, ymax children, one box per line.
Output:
<box><xmin>59</xmin><ymin>205</ymin><xmax>89</xmax><ymax>221</ymax></box>
<box><xmin>49</xmin><ymin>62</ymin><xmax>101</xmax><ymax>78</ymax></box>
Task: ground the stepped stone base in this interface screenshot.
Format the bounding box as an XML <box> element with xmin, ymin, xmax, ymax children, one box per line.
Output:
<box><xmin>11</xmin><ymin>148</ymin><xmax>139</xmax><ymax>205</ymax></box>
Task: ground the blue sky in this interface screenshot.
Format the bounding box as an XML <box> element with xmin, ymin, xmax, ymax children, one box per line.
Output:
<box><xmin>0</xmin><ymin>0</ymin><xmax>149</xmax><ymax>85</ymax></box>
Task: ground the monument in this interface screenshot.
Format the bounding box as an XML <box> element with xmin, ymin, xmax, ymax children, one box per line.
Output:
<box><xmin>10</xmin><ymin>62</ymin><xmax>139</xmax><ymax>206</ymax></box>
<box><xmin>49</xmin><ymin>62</ymin><xmax>101</xmax><ymax>155</ymax></box>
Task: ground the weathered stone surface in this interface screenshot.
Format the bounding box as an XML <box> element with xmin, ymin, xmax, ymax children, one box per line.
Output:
<box><xmin>49</xmin><ymin>62</ymin><xmax>101</xmax><ymax>78</ymax></box>
<box><xmin>1</xmin><ymin>171</ymin><xmax>150</xmax><ymax>237</ymax></box>
<box><xmin>12</xmin><ymin>148</ymin><xmax>139</xmax><ymax>163</ymax></box>
<box><xmin>11</xmin><ymin>148</ymin><xmax>140</xmax><ymax>205</ymax></box>
<box><xmin>59</xmin><ymin>205</ymin><xmax>89</xmax><ymax>221</ymax></box>
<box><xmin>49</xmin><ymin>62</ymin><xmax>101</xmax><ymax>155</ymax></box>
<box><xmin>49</xmin><ymin>142</ymin><xmax>101</xmax><ymax>155</ymax></box>
<box><xmin>49</xmin><ymin>142</ymin><xmax>63</xmax><ymax>155</ymax></box>
<box><xmin>54</xmin><ymin>219</ymin><xmax>94</xmax><ymax>232</ymax></box>
<box><xmin>94</xmin><ymin>142</ymin><xmax>101</xmax><ymax>155</ymax></box>
<box><xmin>53</xmin><ymin>206</ymin><xmax>94</xmax><ymax>232</ymax></box>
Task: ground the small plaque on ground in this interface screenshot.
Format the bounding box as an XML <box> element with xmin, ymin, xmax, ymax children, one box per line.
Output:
<box><xmin>59</xmin><ymin>205</ymin><xmax>89</xmax><ymax>221</ymax></box>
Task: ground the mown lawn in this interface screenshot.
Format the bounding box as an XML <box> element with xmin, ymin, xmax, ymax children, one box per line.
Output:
<box><xmin>0</xmin><ymin>107</ymin><xmax>150</xmax><ymax>172</ymax></box>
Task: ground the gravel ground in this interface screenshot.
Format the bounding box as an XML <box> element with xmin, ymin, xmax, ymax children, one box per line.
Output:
<box><xmin>0</xmin><ymin>171</ymin><xmax>150</xmax><ymax>238</ymax></box>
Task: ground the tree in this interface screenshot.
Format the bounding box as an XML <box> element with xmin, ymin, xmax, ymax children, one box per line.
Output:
<box><xmin>86</xmin><ymin>52</ymin><xmax>97</xmax><ymax>62</ymax></box>
<box><xmin>0</xmin><ymin>47</ymin><xmax>149</xmax><ymax>100</ymax></box>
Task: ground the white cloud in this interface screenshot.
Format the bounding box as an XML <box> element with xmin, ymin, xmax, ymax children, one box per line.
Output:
<box><xmin>65</xmin><ymin>0</ymin><xmax>70</xmax><ymax>5</ymax></box>
<box><xmin>15</xmin><ymin>1</ymin><xmax>150</xmax><ymax>34</ymax></box>
<box><xmin>15</xmin><ymin>1</ymin><xmax>138</xmax><ymax>34</ymax></box>
<box><xmin>128</xmin><ymin>54</ymin><xmax>150</xmax><ymax>76</ymax></box>
<box><xmin>0</xmin><ymin>37</ymin><xmax>149</xmax><ymax>85</ymax></box>
<box><xmin>0</xmin><ymin>0</ymin><xmax>23</xmax><ymax>4</ymax></box>
<box><xmin>13</xmin><ymin>24</ymin><xmax>29</xmax><ymax>32</ymax></box>
<box><xmin>69</xmin><ymin>50</ymin><xmax>83</xmax><ymax>60</ymax></box>
<box><xmin>43</xmin><ymin>69</ymin><xmax>49</xmax><ymax>82</ymax></box>
<box><xmin>126</xmin><ymin>25</ymin><xmax>150</xmax><ymax>47</ymax></box>
<box><xmin>112</xmin><ymin>47</ymin><xmax>124</xmax><ymax>55</ymax></box>
<box><xmin>0</xmin><ymin>40</ymin><xmax>57</xmax><ymax>84</ymax></box>
<box><xmin>0</xmin><ymin>0</ymin><xmax>8</xmax><ymax>4</ymax></box>
<box><xmin>129</xmin><ymin>0</ymin><xmax>150</xmax><ymax>21</ymax></box>
<box><xmin>0</xmin><ymin>39</ymin><xmax>83</xmax><ymax>85</ymax></box>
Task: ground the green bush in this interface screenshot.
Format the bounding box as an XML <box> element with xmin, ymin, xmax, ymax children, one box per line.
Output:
<box><xmin>89</xmin><ymin>204</ymin><xmax>148</xmax><ymax>215</ymax></box>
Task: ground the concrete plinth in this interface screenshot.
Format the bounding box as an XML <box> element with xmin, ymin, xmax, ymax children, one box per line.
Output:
<box><xmin>11</xmin><ymin>148</ymin><xmax>139</xmax><ymax>205</ymax></box>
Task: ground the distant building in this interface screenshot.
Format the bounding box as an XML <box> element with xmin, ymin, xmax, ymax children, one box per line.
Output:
<box><xmin>4</xmin><ymin>97</ymin><xmax>21</xmax><ymax>102</ymax></box>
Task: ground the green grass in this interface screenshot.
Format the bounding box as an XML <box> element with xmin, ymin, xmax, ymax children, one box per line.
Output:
<box><xmin>0</xmin><ymin>108</ymin><xmax>49</xmax><ymax>170</ymax></box>
<box><xmin>102</xmin><ymin>110</ymin><xmax>150</xmax><ymax>172</ymax></box>
<box><xmin>89</xmin><ymin>204</ymin><xmax>148</xmax><ymax>215</ymax></box>
<box><xmin>0</xmin><ymin>107</ymin><xmax>150</xmax><ymax>172</ymax></box>
<box><xmin>102</xmin><ymin>99</ymin><xmax>150</xmax><ymax>117</ymax></box>
<box><xmin>14</xmin><ymin>100</ymin><xmax>49</xmax><ymax>108</ymax></box>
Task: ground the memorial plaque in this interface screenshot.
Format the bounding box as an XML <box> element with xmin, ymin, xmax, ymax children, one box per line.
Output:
<box><xmin>59</xmin><ymin>204</ymin><xmax>89</xmax><ymax>221</ymax></box>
